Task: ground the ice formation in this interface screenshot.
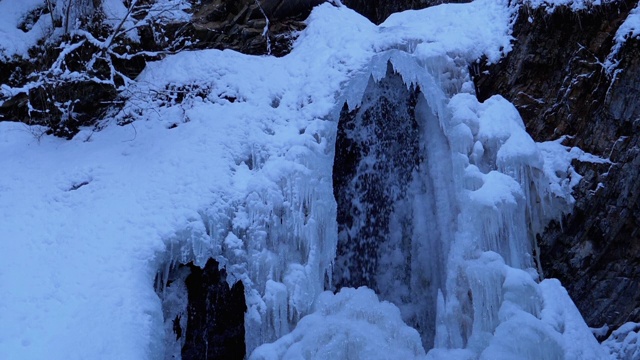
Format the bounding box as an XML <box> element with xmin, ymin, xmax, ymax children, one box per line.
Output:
<box><xmin>250</xmin><ymin>287</ymin><xmax>426</xmax><ymax>360</ymax></box>
<box><xmin>253</xmin><ymin>47</ymin><xmax>605</xmax><ymax>358</ymax></box>
<box><xmin>0</xmin><ymin>1</ymin><xmax>612</xmax><ymax>359</ymax></box>
<box><xmin>251</xmin><ymin>3</ymin><xmax>606</xmax><ymax>359</ymax></box>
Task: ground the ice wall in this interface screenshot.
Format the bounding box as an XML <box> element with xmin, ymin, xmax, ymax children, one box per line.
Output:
<box><xmin>326</xmin><ymin>50</ymin><xmax>606</xmax><ymax>359</ymax></box>
<box><xmin>152</xmin><ymin>108</ymin><xmax>339</xmax><ymax>356</ymax></box>
<box><xmin>141</xmin><ymin>48</ymin><xmax>345</xmax><ymax>356</ymax></box>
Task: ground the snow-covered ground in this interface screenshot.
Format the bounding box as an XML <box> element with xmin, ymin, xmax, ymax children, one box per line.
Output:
<box><xmin>0</xmin><ymin>0</ymin><xmax>628</xmax><ymax>359</ymax></box>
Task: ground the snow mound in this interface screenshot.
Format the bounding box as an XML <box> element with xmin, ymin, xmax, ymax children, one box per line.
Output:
<box><xmin>603</xmin><ymin>322</ymin><xmax>640</xmax><ymax>360</ymax></box>
<box><xmin>250</xmin><ymin>287</ymin><xmax>427</xmax><ymax>360</ymax></box>
<box><xmin>430</xmin><ymin>253</ymin><xmax>605</xmax><ymax>360</ymax></box>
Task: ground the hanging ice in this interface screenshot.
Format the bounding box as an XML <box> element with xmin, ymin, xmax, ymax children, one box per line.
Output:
<box><xmin>136</xmin><ymin>3</ymin><xmax>605</xmax><ymax>359</ymax></box>
<box><xmin>253</xmin><ymin>2</ymin><xmax>605</xmax><ymax>357</ymax></box>
<box><xmin>309</xmin><ymin>45</ymin><xmax>604</xmax><ymax>358</ymax></box>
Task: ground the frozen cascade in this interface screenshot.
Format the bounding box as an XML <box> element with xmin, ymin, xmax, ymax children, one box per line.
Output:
<box><xmin>147</xmin><ymin>49</ymin><xmax>606</xmax><ymax>359</ymax></box>
<box><xmin>146</xmin><ymin>54</ymin><xmax>341</xmax><ymax>356</ymax></box>
<box><xmin>153</xmin><ymin>129</ymin><xmax>339</xmax><ymax>357</ymax></box>
<box><xmin>138</xmin><ymin>5</ymin><xmax>606</xmax><ymax>359</ymax></box>
<box><xmin>325</xmin><ymin>50</ymin><xmax>606</xmax><ymax>359</ymax></box>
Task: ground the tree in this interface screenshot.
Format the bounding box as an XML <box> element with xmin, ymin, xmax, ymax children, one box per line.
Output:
<box><xmin>0</xmin><ymin>0</ymin><xmax>192</xmax><ymax>137</ymax></box>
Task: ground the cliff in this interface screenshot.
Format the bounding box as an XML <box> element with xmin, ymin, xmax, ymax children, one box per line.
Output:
<box><xmin>474</xmin><ymin>0</ymin><xmax>640</xmax><ymax>334</ymax></box>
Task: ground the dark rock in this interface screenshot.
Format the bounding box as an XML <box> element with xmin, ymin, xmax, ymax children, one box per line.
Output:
<box><xmin>474</xmin><ymin>1</ymin><xmax>640</xmax><ymax>331</ymax></box>
<box><xmin>342</xmin><ymin>0</ymin><xmax>470</xmax><ymax>24</ymax></box>
<box><xmin>189</xmin><ymin>0</ymin><xmax>319</xmax><ymax>56</ymax></box>
<box><xmin>182</xmin><ymin>259</ymin><xmax>246</xmax><ymax>360</ymax></box>
<box><xmin>333</xmin><ymin>63</ymin><xmax>420</xmax><ymax>291</ymax></box>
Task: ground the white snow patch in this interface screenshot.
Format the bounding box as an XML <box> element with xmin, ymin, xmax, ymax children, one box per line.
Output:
<box><xmin>0</xmin><ymin>0</ymin><xmax>53</xmax><ymax>58</ymax></box>
<box><xmin>603</xmin><ymin>322</ymin><xmax>640</xmax><ymax>360</ymax></box>
<box><xmin>250</xmin><ymin>287</ymin><xmax>427</xmax><ymax>360</ymax></box>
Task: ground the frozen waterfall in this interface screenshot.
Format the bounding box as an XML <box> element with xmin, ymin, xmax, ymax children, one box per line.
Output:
<box><xmin>252</xmin><ymin>50</ymin><xmax>605</xmax><ymax>359</ymax></box>
<box><xmin>137</xmin><ymin>4</ymin><xmax>604</xmax><ymax>359</ymax></box>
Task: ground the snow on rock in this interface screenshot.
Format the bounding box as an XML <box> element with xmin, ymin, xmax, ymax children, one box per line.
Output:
<box><xmin>606</xmin><ymin>1</ymin><xmax>640</xmax><ymax>71</ymax></box>
<box><xmin>377</xmin><ymin>0</ymin><xmax>514</xmax><ymax>63</ymax></box>
<box><xmin>614</xmin><ymin>2</ymin><xmax>640</xmax><ymax>43</ymax></box>
<box><xmin>603</xmin><ymin>322</ymin><xmax>640</xmax><ymax>360</ymax></box>
<box><xmin>522</xmin><ymin>0</ymin><xmax>615</xmax><ymax>12</ymax></box>
<box><xmin>0</xmin><ymin>0</ymin><xmax>53</xmax><ymax>58</ymax></box>
<box><xmin>250</xmin><ymin>287</ymin><xmax>427</xmax><ymax>360</ymax></box>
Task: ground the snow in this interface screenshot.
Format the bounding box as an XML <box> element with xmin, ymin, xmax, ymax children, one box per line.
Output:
<box><xmin>0</xmin><ymin>0</ymin><xmax>610</xmax><ymax>359</ymax></box>
<box><xmin>537</xmin><ymin>136</ymin><xmax>611</xmax><ymax>201</ymax></box>
<box><xmin>523</xmin><ymin>0</ymin><xmax>614</xmax><ymax>12</ymax></box>
<box><xmin>0</xmin><ymin>123</ymin><xmax>168</xmax><ymax>359</ymax></box>
<box><xmin>101</xmin><ymin>0</ymin><xmax>140</xmax><ymax>42</ymax></box>
<box><xmin>377</xmin><ymin>0</ymin><xmax>514</xmax><ymax>63</ymax></box>
<box><xmin>603</xmin><ymin>322</ymin><xmax>640</xmax><ymax>359</ymax></box>
<box><xmin>0</xmin><ymin>0</ymin><xmax>193</xmax><ymax>59</ymax></box>
<box><xmin>0</xmin><ymin>0</ymin><xmax>53</xmax><ymax>58</ymax></box>
<box><xmin>615</xmin><ymin>2</ymin><xmax>640</xmax><ymax>42</ymax></box>
<box><xmin>538</xmin><ymin>279</ymin><xmax>608</xmax><ymax>359</ymax></box>
<box><xmin>606</xmin><ymin>2</ymin><xmax>640</xmax><ymax>71</ymax></box>
<box><xmin>250</xmin><ymin>287</ymin><xmax>427</xmax><ymax>360</ymax></box>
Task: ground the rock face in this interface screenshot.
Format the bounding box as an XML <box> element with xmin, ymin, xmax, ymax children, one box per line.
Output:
<box><xmin>189</xmin><ymin>0</ymin><xmax>321</xmax><ymax>56</ymax></box>
<box><xmin>182</xmin><ymin>259</ymin><xmax>246</xmax><ymax>360</ymax></box>
<box><xmin>342</xmin><ymin>0</ymin><xmax>469</xmax><ymax>24</ymax></box>
<box><xmin>474</xmin><ymin>1</ymin><xmax>640</xmax><ymax>333</ymax></box>
<box><xmin>333</xmin><ymin>65</ymin><xmax>420</xmax><ymax>292</ymax></box>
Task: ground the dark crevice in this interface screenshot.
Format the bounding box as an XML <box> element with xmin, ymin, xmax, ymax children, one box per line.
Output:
<box><xmin>182</xmin><ymin>259</ymin><xmax>246</xmax><ymax>360</ymax></box>
<box><xmin>159</xmin><ymin>258</ymin><xmax>246</xmax><ymax>360</ymax></box>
